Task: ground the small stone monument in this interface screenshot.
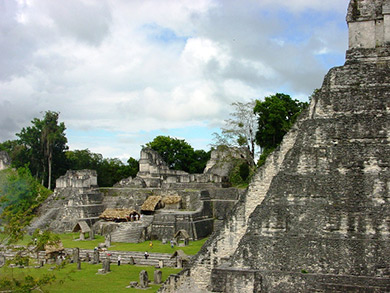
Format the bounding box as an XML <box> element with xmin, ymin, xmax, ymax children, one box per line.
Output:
<box><xmin>154</xmin><ymin>270</ymin><xmax>162</xmax><ymax>284</ymax></box>
<box><xmin>128</xmin><ymin>256</ymin><xmax>135</xmax><ymax>265</ymax></box>
<box><xmin>102</xmin><ymin>258</ymin><xmax>110</xmax><ymax>273</ymax></box>
<box><xmin>85</xmin><ymin>253</ymin><xmax>90</xmax><ymax>262</ymax></box>
<box><xmin>93</xmin><ymin>250</ymin><xmax>100</xmax><ymax>264</ymax></box>
<box><xmin>72</xmin><ymin>248</ymin><xmax>79</xmax><ymax>264</ymax></box>
<box><xmin>104</xmin><ymin>234</ymin><xmax>111</xmax><ymax>247</ymax></box>
<box><xmin>139</xmin><ymin>270</ymin><xmax>149</xmax><ymax>288</ymax></box>
<box><xmin>89</xmin><ymin>229</ymin><xmax>95</xmax><ymax>240</ymax></box>
<box><xmin>0</xmin><ymin>254</ymin><xmax>6</xmax><ymax>267</ymax></box>
<box><xmin>77</xmin><ymin>259</ymin><xmax>81</xmax><ymax>270</ymax></box>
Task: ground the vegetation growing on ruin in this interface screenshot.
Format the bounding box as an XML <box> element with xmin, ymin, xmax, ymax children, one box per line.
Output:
<box><xmin>254</xmin><ymin>93</ymin><xmax>308</xmax><ymax>166</ymax></box>
<box><xmin>212</xmin><ymin>100</ymin><xmax>258</xmax><ymax>165</ymax></box>
<box><xmin>145</xmin><ymin>135</ymin><xmax>210</xmax><ymax>174</ymax></box>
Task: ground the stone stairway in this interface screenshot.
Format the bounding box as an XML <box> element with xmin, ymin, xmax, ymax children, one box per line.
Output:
<box><xmin>27</xmin><ymin>207</ymin><xmax>60</xmax><ymax>233</ymax></box>
<box><xmin>111</xmin><ymin>215</ymin><xmax>154</xmax><ymax>243</ymax></box>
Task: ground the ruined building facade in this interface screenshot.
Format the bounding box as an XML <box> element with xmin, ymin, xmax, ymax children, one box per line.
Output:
<box><xmin>29</xmin><ymin>149</ymin><xmax>244</xmax><ymax>243</ymax></box>
<box><xmin>160</xmin><ymin>1</ymin><xmax>390</xmax><ymax>292</ymax></box>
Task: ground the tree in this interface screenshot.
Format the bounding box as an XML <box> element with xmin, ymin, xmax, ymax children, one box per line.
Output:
<box><xmin>0</xmin><ymin>167</ymin><xmax>51</xmax><ymax>244</ymax></box>
<box><xmin>213</xmin><ymin>100</ymin><xmax>258</xmax><ymax>165</ymax></box>
<box><xmin>65</xmin><ymin>149</ymin><xmax>139</xmax><ymax>187</ymax></box>
<box><xmin>40</xmin><ymin>112</ymin><xmax>68</xmax><ymax>189</ymax></box>
<box><xmin>0</xmin><ymin>168</ymin><xmax>58</xmax><ymax>291</ymax></box>
<box><xmin>126</xmin><ymin>157</ymin><xmax>140</xmax><ymax>178</ymax></box>
<box><xmin>254</xmin><ymin>93</ymin><xmax>308</xmax><ymax>152</ymax></box>
<box><xmin>145</xmin><ymin>136</ymin><xmax>210</xmax><ymax>173</ymax></box>
<box><xmin>65</xmin><ymin>149</ymin><xmax>103</xmax><ymax>171</ymax></box>
<box><xmin>16</xmin><ymin>111</ymin><xmax>68</xmax><ymax>189</ymax></box>
<box><xmin>0</xmin><ymin>140</ymin><xmax>30</xmax><ymax>170</ymax></box>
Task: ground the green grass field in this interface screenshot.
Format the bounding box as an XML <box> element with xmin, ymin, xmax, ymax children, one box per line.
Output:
<box><xmin>1</xmin><ymin>262</ymin><xmax>181</xmax><ymax>292</ymax></box>
<box><xmin>0</xmin><ymin>232</ymin><xmax>207</xmax><ymax>292</ymax></box>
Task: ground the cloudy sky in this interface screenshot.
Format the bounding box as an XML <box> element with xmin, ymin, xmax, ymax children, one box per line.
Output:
<box><xmin>0</xmin><ymin>0</ymin><xmax>349</xmax><ymax>161</ymax></box>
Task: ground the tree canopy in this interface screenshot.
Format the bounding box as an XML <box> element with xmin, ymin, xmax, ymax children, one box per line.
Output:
<box><xmin>65</xmin><ymin>149</ymin><xmax>139</xmax><ymax>187</ymax></box>
<box><xmin>145</xmin><ymin>136</ymin><xmax>210</xmax><ymax>174</ymax></box>
<box><xmin>15</xmin><ymin>111</ymin><xmax>68</xmax><ymax>189</ymax></box>
<box><xmin>254</xmin><ymin>93</ymin><xmax>308</xmax><ymax>151</ymax></box>
<box><xmin>0</xmin><ymin>167</ymin><xmax>52</xmax><ymax>244</ymax></box>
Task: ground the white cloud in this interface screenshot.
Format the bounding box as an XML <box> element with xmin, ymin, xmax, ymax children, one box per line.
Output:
<box><xmin>0</xmin><ymin>0</ymin><xmax>349</xmax><ymax>159</ymax></box>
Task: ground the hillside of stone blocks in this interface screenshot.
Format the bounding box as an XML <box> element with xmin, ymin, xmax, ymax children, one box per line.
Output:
<box><xmin>159</xmin><ymin>1</ymin><xmax>390</xmax><ymax>292</ymax></box>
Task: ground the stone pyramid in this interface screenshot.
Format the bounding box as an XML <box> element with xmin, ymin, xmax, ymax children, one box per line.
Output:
<box><xmin>160</xmin><ymin>1</ymin><xmax>390</xmax><ymax>292</ymax></box>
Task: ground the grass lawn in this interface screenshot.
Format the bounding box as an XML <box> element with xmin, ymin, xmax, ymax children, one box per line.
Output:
<box><xmin>12</xmin><ymin>233</ymin><xmax>208</xmax><ymax>255</ymax></box>
<box><xmin>0</xmin><ymin>262</ymin><xmax>181</xmax><ymax>292</ymax></box>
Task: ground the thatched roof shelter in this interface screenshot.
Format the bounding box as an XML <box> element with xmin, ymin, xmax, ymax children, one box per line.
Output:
<box><xmin>174</xmin><ymin>229</ymin><xmax>190</xmax><ymax>239</ymax></box>
<box><xmin>99</xmin><ymin>208</ymin><xmax>139</xmax><ymax>221</ymax></box>
<box><xmin>72</xmin><ymin>221</ymin><xmax>91</xmax><ymax>233</ymax></box>
<box><xmin>174</xmin><ymin>230</ymin><xmax>190</xmax><ymax>246</ymax></box>
<box><xmin>162</xmin><ymin>195</ymin><xmax>181</xmax><ymax>205</ymax></box>
<box><xmin>170</xmin><ymin>249</ymin><xmax>190</xmax><ymax>261</ymax></box>
<box><xmin>141</xmin><ymin>196</ymin><xmax>163</xmax><ymax>212</ymax></box>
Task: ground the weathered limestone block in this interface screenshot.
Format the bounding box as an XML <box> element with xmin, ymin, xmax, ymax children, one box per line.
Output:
<box><xmin>347</xmin><ymin>0</ymin><xmax>390</xmax><ymax>48</ymax></box>
<box><xmin>56</xmin><ymin>170</ymin><xmax>98</xmax><ymax>189</ymax></box>
<box><xmin>92</xmin><ymin>250</ymin><xmax>100</xmax><ymax>264</ymax></box>
<box><xmin>139</xmin><ymin>270</ymin><xmax>149</xmax><ymax>288</ymax></box>
<box><xmin>154</xmin><ymin>270</ymin><xmax>162</xmax><ymax>284</ymax></box>
<box><xmin>102</xmin><ymin>258</ymin><xmax>110</xmax><ymax>273</ymax></box>
<box><xmin>72</xmin><ymin>248</ymin><xmax>79</xmax><ymax>264</ymax></box>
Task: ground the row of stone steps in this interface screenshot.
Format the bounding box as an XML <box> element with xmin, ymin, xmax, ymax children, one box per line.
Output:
<box><xmin>69</xmin><ymin>249</ymin><xmax>178</xmax><ymax>267</ymax></box>
<box><xmin>111</xmin><ymin>215</ymin><xmax>154</xmax><ymax>243</ymax></box>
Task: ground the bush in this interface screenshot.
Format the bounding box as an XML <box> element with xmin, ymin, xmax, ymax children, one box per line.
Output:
<box><xmin>229</xmin><ymin>161</ymin><xmax>253</xmax><ymax>187</ymax></box>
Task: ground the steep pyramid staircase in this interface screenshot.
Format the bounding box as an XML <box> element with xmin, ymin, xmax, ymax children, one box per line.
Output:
<box><xmin>111</xmin><ymin>215</ymin><xmax>154</xmax><ymax>243</ymax></box>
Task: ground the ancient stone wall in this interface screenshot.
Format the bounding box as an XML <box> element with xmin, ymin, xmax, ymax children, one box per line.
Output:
<box><xmin>348</xmin><ymin>0</ymin><xmax>390</xmax><ymax>48</ymax></box>
<box><xmin>56</xmin><ymin>169</ymin><xmax>98</xmax><ymax>189</ymax></box>
<box><xmin>151</xmin><ymin>191</ymin><xmax>214</xmax><ymax>240</ymax></box>
<box><xmin>125</xmin><ymin>148</ymin><xmax>228</xmax><ymax>188</ymax></box>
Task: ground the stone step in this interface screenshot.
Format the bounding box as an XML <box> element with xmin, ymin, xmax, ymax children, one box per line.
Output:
<box><xmin>111</xmin><ymin>223</ymin><xmax>145</xmax><ymax>243</ymax></box>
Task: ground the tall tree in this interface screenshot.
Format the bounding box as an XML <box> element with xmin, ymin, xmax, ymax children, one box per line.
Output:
<box><xmin>213</xmin><ymin>100</ymin><xmax>258</xmax><ymax>165</ymax></box>
<box><xmin>145</xmin><ymin>136</ymin><xmax>210</xmax><ymax>173</ymax></box>
<box><xmin>254</xmin><ymin>93</ymin><xmax>308</xmax><ymax>151</ymax></box>
<box><xmin>41</xmin><ymin>112</ymin><xmax>67</xmax><ymax>189</ymax></box>
<box><xmin>16</xmin><ymin>111</ymin><xmax>68</xmax><ymax>189</ymax></box>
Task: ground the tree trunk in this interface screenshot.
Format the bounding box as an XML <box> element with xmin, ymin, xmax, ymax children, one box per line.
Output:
<box><xmin>48</xmin><ymin>151</ymin><xmax>52</xmax><ymax>190</ymax></box>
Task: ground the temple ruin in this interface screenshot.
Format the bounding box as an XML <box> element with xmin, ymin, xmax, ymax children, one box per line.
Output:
<box><xmin>29</xmin><ymin>148</ymin><xmax>244</xmax><ymax>244</ymax></box>
<box><xmin>160</xmin><ymin>1</ymin><xmax>390</xmax><ymax>292</ymax></box>
<box><xmin>116</xmin><ymin>148</ymin><xmax>230</xmax><ymax>189</ymax></box>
